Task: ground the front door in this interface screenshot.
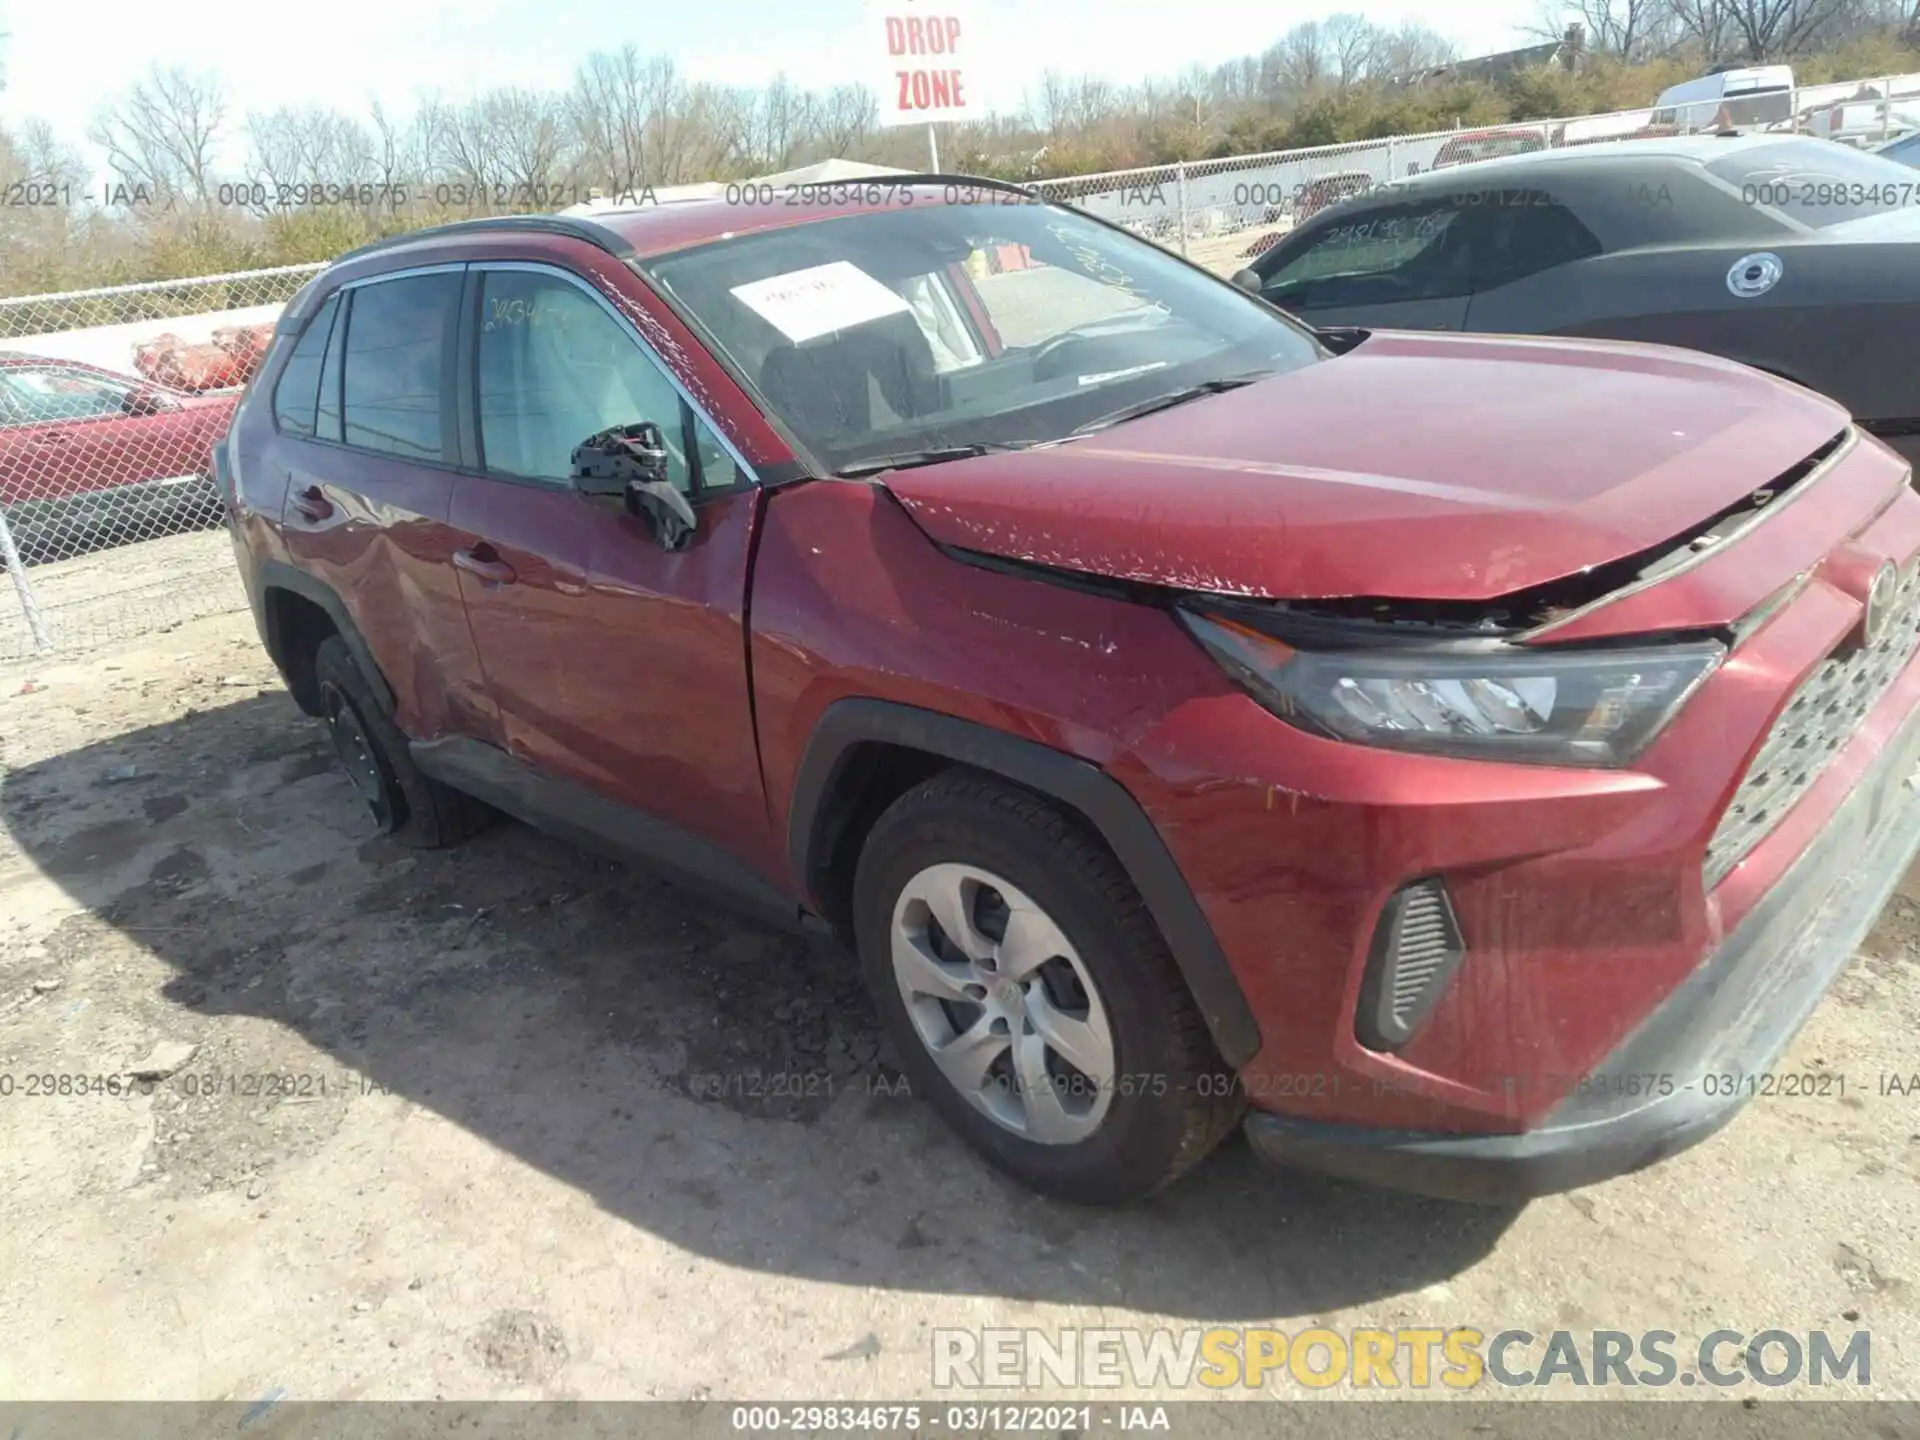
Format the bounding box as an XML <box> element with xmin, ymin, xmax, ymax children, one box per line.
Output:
<box><xmin>447</xmin><ymin>263</ymin><xmax>773</xmax><ymax>874</ymax></box>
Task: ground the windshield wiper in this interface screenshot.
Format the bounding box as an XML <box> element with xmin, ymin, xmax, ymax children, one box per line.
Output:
<box><xmin>1069</xmin><ymin>371</ymin><xmax>1273</xmax><ymax>438</ymax></box>
<box><xmin>836</xmin><ymin>443</ymin><xmax>1027</xmax><ymax>479</ymax></box>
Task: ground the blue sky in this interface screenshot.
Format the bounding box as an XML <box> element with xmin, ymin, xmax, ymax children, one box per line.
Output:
<box><xmin>1</xmin><ymin>0</ymin><xmax>1539</xmax><ymax>155</ymax></box>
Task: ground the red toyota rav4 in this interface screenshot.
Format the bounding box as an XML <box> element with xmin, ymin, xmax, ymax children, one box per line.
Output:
<box><xmin>222</xmin><ymin>179</ymin><xmax>1920</xmax><ymax>1206</ymax></box>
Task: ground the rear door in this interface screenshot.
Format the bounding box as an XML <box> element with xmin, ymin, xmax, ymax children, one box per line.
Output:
<box><xmin>271</xmin><ymin>267</ymin><xmax>495</xmax><ymax>742</ymax></box>
<box><xmin>446</xmin><ymin>261</ymin><xmax>772</xmax><ymax>869</ymax></box>
<box><xmin>1253</xmin><ymin>194</ymin><xmax>1474</xmax><ymax>331</ymax></box>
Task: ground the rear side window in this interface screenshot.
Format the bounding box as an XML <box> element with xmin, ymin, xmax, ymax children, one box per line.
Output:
<box><xmin>1465</xmin><ymin>190</ymin><xmax>1603</xmax><ymax>289</ymax></box>
<box><xmin>1705</xmin><ymin>141</ymin><xmax>1918</xmax><ymax>227</ymax></box>
<box><xmin>341</xmin><ymin>272</ymin><xmax>460</xmax><ymax>460</ymax></box>
<box><xmin>271</xmin><ymin>294</ymin><xmax>339</xmax><ymax>438</ymax></box>
<box><xmin>316</xmin><ymin>295</ymin><xmax>347</xmax><ymax>443</ymax></box>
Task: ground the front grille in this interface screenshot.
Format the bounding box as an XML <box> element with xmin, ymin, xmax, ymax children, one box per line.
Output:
<box><xmin>1704</xmin><ymin>561</ymin><xmax>1920</xmax><ymax>889</ymax></box>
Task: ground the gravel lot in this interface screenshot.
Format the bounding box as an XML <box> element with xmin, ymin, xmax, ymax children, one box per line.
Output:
<box><xmin>0</xmin><ymin>599</ymin><xmax>1915</xmax><ymax>1408</ymax></box>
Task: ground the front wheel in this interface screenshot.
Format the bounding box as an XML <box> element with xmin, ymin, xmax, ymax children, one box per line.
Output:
<box><xmin>852</xmin><ymin>770</ymin><xmax>1243</xmax><ymax>1205</ymax></box>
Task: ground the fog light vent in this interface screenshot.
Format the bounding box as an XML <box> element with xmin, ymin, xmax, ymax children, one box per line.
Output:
<box><xmin>1356</xmin><ymin>878</ymin><xmax>1466</xmax><ymax>1052</ymax></box>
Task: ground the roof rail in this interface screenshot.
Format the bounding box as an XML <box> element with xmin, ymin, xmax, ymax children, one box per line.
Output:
<box><xmin>329</xmin><ymin>213</ymin><xmax>639</xmax><ymax>267</ymax></box>
<box><xmin>270</xmin><ymin>214</ymin><xmax>641</xmax><ymax>325</ymax></box>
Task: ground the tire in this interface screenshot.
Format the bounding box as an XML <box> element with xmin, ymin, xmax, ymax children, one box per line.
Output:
<box><xmin>852</xmin><ymin>768</ymin><xmax>1244</xmax><ymax>1205</ymax></box>
<box><xmin>312</xmin><ymin>635</ymin><xmax>492</xmax><ymax>848</ymax></box>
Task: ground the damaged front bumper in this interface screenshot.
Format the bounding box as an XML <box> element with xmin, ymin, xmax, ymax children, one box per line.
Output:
<box><xmin>1243</xmin><ymin>699</ymin><xmax>1920</xmax><ymax>1204</ymax></box>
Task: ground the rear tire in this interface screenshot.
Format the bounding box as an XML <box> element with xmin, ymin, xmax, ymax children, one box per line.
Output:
<box><xmin>312</xmin><ymin>635</ymin><xmax>492</xmax><ymax>848</ymax></box>
<box><xmin>852</xmin><ymin>769</ymin><xmax>1243</xmax><ymax>1205</ymax></box>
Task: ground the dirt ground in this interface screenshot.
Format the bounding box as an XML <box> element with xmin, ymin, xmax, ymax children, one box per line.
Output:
<box><xmin>1</xmin><ymin>605</ymin><xmax>1917</xmax><ymax>1407</ymax></box>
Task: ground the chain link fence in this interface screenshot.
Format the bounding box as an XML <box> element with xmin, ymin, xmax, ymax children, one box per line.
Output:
<box><xmin>3</xmin><ymin>69</ymin><xmax>1918</xmax><ymax>661</ymax></box>
<box><xmin>0</xmin><ymin>264</ymin><xmax>323</xmax><ymax>659</ymax></box>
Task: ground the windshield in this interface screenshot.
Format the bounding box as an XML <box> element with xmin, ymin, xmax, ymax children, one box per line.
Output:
<box><xmin>641</xmin><ymin>198</ymin><xmax>1324</xmax><ymax>474</ymax></box>
<box><xmin>1705</xmin><ymin>141</ymin><xmax>1919</xmax><ymax>227</ymax></box>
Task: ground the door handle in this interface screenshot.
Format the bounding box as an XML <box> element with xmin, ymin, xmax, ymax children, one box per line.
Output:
<box><xmin>290</xmin><ymin>484</ymin><xmax>333</xmax><ymax>522</ymax></box>
<box><xmin>32</xmin><ymin>431</ymin><xmax>72</xmax><ymax>445</ymax></box>
<box><xmin>453</xmin><ymin>546</ymin><xmax>517</xmax><ymax>585</ymax></box>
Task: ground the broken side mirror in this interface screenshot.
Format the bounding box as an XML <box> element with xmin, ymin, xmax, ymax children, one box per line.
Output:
<box><xmin>569</xmin><ymin>421</ymin><xmax>698</xmax><ymax>552</ymax></box>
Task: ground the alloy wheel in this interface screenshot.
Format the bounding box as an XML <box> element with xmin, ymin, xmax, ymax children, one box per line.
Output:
<box><xmin>889</xmin><ymin>862</ymin><xmax>1116</xmax><ymax>1144</ymax></box>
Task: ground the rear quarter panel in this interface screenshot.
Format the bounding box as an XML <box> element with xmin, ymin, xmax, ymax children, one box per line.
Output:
<box><xmin>1469</xmin><ymin>243</ymin><xmax>1920</xmax><ymax>424</ymax></box>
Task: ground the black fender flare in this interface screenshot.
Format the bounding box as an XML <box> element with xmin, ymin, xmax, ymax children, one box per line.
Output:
<box><xmin>255</xmin><ymin>559</ymin><xmax>396</xmax><ymax>717</ymax></box>
<box><xmin>787</xmin><ymin>698</ymin><xmax>1262</xmax><ymax>1068</ymax></box>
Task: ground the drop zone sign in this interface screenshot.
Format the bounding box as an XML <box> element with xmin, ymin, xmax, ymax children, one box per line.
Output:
<box><xmin>870</xmin><ymin>1</ymin><xmax>976</xmax><ymax>123</ymax></box>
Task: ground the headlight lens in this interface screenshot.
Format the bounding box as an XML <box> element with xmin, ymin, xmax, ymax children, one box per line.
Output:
<box><xmin>1181</xmin><ymin>611</ymin><xmax>1724</xmax><ymax>767</ymax></box>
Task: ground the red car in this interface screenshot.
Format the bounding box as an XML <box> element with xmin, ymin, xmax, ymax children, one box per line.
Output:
<box><xmin>1429</xmin><ymin>128</ymin><xmax>1549</xmax><ymax>170</ymax></box>
<box><xmin>223</xmin><ymin>182</ymin><xmax>1920</xmax><ymax>1206</ymax></box>
<box><xmin>0</xmin><ymin>354</ymin><xmax>237</xmax><ymax>563</ymax></box>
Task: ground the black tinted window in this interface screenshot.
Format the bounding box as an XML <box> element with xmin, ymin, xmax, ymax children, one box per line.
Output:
<box><xmin>271</xmin><ymin>294</ymin><xmax>339</xmax><ymax>439</ymax></box>
<box><xmin>341</xmin><ymin>273</ymin><xmax>458</xmax><ymax>460</ymax></box>
<box><xmin>1260</xmin><ymin>200</ymin><xmax>1469</xmax><ymax>306</ymax></box>
<box><xmin>1466</xmin><ymin>191</ymin><xmax>1603</xmax><ymax>288</ymax></box>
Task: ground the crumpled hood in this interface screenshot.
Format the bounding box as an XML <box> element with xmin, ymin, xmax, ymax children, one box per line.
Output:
<box><xmin>884</xmin><ymin>330</ymin><xmax>1851</xmax><ymax>602</ymax></box>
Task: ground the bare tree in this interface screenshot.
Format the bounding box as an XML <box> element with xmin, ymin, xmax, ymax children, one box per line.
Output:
<box><xmin>1273</xmin><ymin>20</ymin><xmax>1332</xmax><ymax>93</ymax></box>
<box><xmin>1532</xmin><ymin>0</ymin><xmax>1677</xmax><ymax>58</ymax></box>
<box><xmin>365</xmin><ymin>98</ymin><xmax>438</xmax><ymax>201</ymax></box>
<box><xmin>1669</xmin><ymin>0</ymin><xmax>1739</xmax><ymax>59</ymax></box>
<box><xmin>1031</xmin><ymin>70</ymin><xmax>1074</xmax><ymax>139</ymax></box>
<box><xmin>1373</xmin><ymin>22</ymin><xmax>1459</xmax><ymax>79</ymax></box>
<box><xmin>568</xmin><ymin>52</ymin><xmax>729</xmax><ymax>186</ymax></box>
<box><xmin>90</xmin><ymin>66</ymin><xmax>227</xmax><ymax>208</ymax></box>
<box><xmin>1208</xmin><ymin>54</ymin><xmax>1264</xmax><ymax>107</ymax></box>
<box><xmin>245</xmin><ymin>107</ymin><xmax>376</xmax><ymax>212</ymax></box>
<box><xmin>813</xmin><ymin>84</ymin><xmax>878</xmax><ymax>156</ymax></box>
<box><xmin>1323</xmin><ymin>13</ymin><xmax>1385</xmax><ymax>86</ymax></box>
<box><xmin>425</xmin><ymin>88</ymin><xmax>572</xmax><ymax>208</ymax></box>
<box><xmin>1723</xmin><ymin>0</ymin><xmax>1854</xmax><ymax>56</ymax></box>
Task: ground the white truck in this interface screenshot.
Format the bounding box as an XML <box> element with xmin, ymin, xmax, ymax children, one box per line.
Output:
<box><xmin>1650</xmin><ymin>65</ymin><xmax>1796</xmax><ymax>132</ymax></box>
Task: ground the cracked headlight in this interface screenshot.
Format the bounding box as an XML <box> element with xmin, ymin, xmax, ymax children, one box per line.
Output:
<box><xmin>1180</xmin><ymin>612</ymin><xmax>1724</xmax><ymax>767</ymax></box>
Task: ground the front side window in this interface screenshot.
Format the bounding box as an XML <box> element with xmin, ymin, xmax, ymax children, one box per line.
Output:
<box><xmin>475</xmin><ymin>269</ymin><xmax>698</xmax><ymax>491</ymax></box>
<box><xmin>340</xmin><ymin>271</ymin><xmax>460</xmax><ymax>461</ymax></box>
<box><xmin>644</xmin><ymin>198</ymin><xmax>1323</xmax><ymax>473</ymax></box>
<box><xmin>1259</xmin><ymin>201</ymin><xmax>1468</xmax><ymax>307</ymax></box>
<box><xmin>0</xmin><ymin>367</ymin><xmax>131</xmax><ymax>423</ymax></box>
